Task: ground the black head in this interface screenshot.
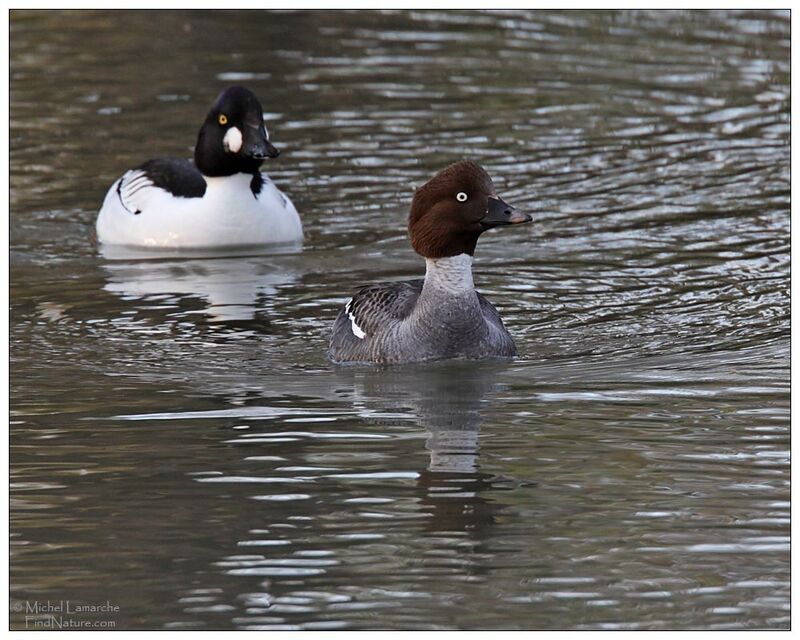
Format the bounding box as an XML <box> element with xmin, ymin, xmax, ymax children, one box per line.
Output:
<box><xmin>194</xmin><ymin>86</ymin><xmax>280</xmax><ymax>177</ymax></box>
<box><xmin>408</xmin><ymin>160</ymin><xmax>532</xmax><ymax>259</ymax></box>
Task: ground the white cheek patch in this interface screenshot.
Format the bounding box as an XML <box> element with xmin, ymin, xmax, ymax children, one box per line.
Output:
<box><xmin>223</xmin><ymin>126</ymin><xmax>243</xmax><ymax>153</ymax></box>
<box><xmin>345</xmin><ymin>298</ymin><xmax>366</xmax><ymax>339</ymax></box>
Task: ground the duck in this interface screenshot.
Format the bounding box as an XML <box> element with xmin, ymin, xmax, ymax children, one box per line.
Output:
<box><xmin>328</xmin><ymin>160</ymin><xmax>532</xmax><ymax>364</ymax></box>
<box><xmin>95</xmin><ymin>86</ymin><xmax>302</xmax><ymax>249</ymax></box>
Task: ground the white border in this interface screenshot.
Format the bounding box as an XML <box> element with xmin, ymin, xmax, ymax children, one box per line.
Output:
<box><xmin>4</xmin><ymin>3</ymin><xmax>794</xmax><ymax>638</ymax></box>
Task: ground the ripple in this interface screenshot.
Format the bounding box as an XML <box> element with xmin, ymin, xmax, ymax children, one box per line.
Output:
<box><xmin>10</xmin><ymin>7</ymin><xmax>789</xmax><ymax>633</ymax></box>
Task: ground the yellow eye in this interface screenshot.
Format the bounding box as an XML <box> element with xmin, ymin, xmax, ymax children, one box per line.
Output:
<box><xmin>218</xmin><ymin>114</ymin><xmax>228</xmax><ymax>126</ymax></box>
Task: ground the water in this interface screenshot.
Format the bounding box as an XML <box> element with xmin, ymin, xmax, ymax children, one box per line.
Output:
<box><xmin>10</xmin><ymin>9</ymin><xmax>789</xmax><ymax>630</ymax></box>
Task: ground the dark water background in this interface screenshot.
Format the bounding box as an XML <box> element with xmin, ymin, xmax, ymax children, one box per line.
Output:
<box><xmin>10</xmin><ymin>9</ymin><xmax>789</xmax><ymax>630</ymax></box>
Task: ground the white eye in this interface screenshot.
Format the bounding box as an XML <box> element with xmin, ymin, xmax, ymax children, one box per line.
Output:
<box><xmin>456</xmin><ymin>192</ymin><xmax>468</xmax><ymax>202</ymax></box>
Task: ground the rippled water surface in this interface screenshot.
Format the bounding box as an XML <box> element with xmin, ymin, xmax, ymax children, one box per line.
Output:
<box><xmin>10</xmin><ymin>9</ymin><xmax>789</xmax><ymax>630</ymax></box>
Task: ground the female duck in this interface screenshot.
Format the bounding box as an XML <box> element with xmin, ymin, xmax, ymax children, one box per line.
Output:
<box><xmin>96</xmin><ymin>86</ymin><xmax>302</xmax><ymax>249</ymax></box>
<box><xmin>328</xmin><ymin>160</ymin><xmax>532</xmax><ymax>364</ymax></box>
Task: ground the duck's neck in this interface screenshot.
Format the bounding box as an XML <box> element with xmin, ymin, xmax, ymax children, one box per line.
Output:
<box><xmin>422</xmin><ymin>253</ymin><xmax>475</xmax><ymax>296</ymax></box>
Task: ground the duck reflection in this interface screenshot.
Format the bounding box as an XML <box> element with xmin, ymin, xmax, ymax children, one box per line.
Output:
<box><xmin>98</xmin><ymin>244</ymin><xmax>300</xmax><ymax>324</ymax></box>
<box><xmin>342</xmin><ymin>360</ymin><xmax>511</xmax><ymax>538</ymax></box>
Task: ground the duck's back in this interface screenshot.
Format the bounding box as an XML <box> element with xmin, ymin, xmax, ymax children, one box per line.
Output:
<box><xmin>328</xmin><ymin>279</ymin><xmax>516</xmax><ymax>364</ymax></box>
<box><xmin>328</xmin><ymin>279</ymin><xmax>424</xmax><ymax>364</ymax></box>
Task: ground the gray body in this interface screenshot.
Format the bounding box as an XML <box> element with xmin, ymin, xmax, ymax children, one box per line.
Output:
<box><xmin>328</xmin><ymin>271</ymin><xmax>517</xmax><ymax>365</ymax></box>
<box><xmin>328</xmin><ymin>161</ymin><xmax>532</xmax><ymax>366</ymax></box>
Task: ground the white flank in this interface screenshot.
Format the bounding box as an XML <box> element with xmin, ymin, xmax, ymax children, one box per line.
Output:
<box><xmin>345</xmin><ymin>298</ymin><xmax>366</xmax><ymax>339</ymax></box>
<box><xmin>223</xmin><ymin>126</ymin><xmax>243</xmax><ymax>153</ymax></box>
<box><xmin>95</xmin><ymin>171</ymin><xmax>303</xmax><ymax>248</ymax></box>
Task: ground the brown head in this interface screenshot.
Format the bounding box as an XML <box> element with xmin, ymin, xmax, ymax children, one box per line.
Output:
<box><xmin>408</xmin><ymin>160</ymin><xmax>532</xmax><ymax>259</ymax></box>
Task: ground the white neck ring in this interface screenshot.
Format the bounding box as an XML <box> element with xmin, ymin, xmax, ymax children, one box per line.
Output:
<box><xmin>424</xmin><ymin>254</ymin><xmax>475</xmax><ymax>295</ymax></box>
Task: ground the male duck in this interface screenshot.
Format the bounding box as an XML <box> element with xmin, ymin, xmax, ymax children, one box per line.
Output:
<box><xmin>96</xmin><ymin>86</ymin><xmax>302</xmax><ymax>249</ymax></box>
<box><xmin>328</xmin><ymin>160</ymin><xmax>532</xmax><ymax>364</ymax></box>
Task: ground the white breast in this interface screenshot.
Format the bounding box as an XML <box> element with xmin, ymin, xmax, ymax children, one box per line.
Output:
<box><xmin>96</xmin><ymin>172</ymin><xmax>302</xmax><ymax>249</ymax></box>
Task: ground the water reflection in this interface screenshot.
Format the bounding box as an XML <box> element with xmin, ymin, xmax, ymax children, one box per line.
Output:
<box><xmin>340</xmin><ymin>361</ymin><xmax>508</xmax><ymax>537</ymax></box>
<box><xmin>99</xmin><ymin>245</ymin><xmax>301</xmax><ymax>324</ymax></box>
<box><xmin>10</xmin><ymin>8</ymin><xmax>789</xmax><ymax>630</ymax></box>
<box><xmin>343</xmin><ymin>362</ymin><xmax>500</xmax><ymax>466</ymax></box>
<box><xmin>182</xmin><ymin>362</ymin><xmax>513</xmax><ymax>629</ymax></box>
